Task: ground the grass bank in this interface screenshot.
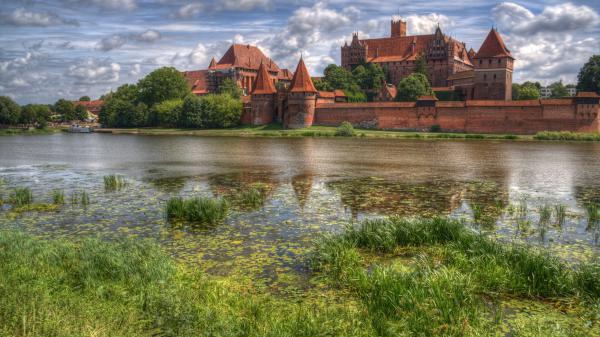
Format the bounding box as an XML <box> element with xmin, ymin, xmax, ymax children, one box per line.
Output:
<box><xmin>0</xmin><ymin>127</ymin><xmax>63</xmax><ymax>136</ymax></box>
<box><xmin>2</xmin><ymin>217</ymin><xmax>599</xmax><ymax>336</ymax></box>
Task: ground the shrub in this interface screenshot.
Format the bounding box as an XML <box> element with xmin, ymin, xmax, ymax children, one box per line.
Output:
<box><xmin>335</xmin><ymin>121</ymin><xmax>356</xmax><ymax>137</ymax></box>
<box><xmin>150</xmin><ymin>99</ymin><xmax>183</xmax><ymax>127</ymax></box>
<box><xmin>166</xmin><ymin>196</ymin><xmax>228</xmax><ymax>225</ymax></box>
<box><xmin>429</xmin><ymin>124</ymin><xmax>441</xmax><ymax>133</ymax></box>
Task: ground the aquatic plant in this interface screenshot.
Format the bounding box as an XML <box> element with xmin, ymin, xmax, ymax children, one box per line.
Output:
<box><xmin>554</xmin><ymin>204</ymin><xmax>567</xmax><ymax>228</ymax></box>
<box><xmin>9</xmin><ymin>187</ymin><xmax>33</xmax><ymax>206</ymax></box>
<box><xmin>0</xmin><ymin>230</ymin><xmax>376</xmax><ymax>337</ymax></box>
<box><xmin>51</xmin><ymin>189</ymin><xmax>65</xmax><ymax>205</ymax></box>
<box><xmin>334</xmin><ymin>121</ymin><xmax>356</xmax><ymax>137</ymax></box>
<box><xmin>104</xmin><ymin>174</ymin><xmax>127</xmax><ymax>192</ymax></box>
<box><xmin>80</xmin><ymin>190</ymin><xmax>90</xmax><ymax>207</ymax></box>
<box><xmin>166</xmin><ymin>196</ymin><xmax>228</xmax><ymax>225</ymax></box>
<box><xmin>538</xmin><ymin>204</ymin><xmax>552</xmax><ymax>225</ymax></box>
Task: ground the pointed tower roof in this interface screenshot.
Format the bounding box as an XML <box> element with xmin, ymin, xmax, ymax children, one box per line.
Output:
<box><xmin>289</xmin><ymin>57</ymin><xmax>317</xmax><ymax>93</ymax></box>
<box><xmin>208</xmin><ymin>57</ymin><xmax>216</xmax><ymax>69</ymax></box>
<box><xmin>475</xmin><ymin>28</ymin><xmax>513</xmax><ymax>59</ymax></box>
<box><xmin>252</xmin><ymin>61</ymin><xmax>277</xmax><ymax>95</ymax></box>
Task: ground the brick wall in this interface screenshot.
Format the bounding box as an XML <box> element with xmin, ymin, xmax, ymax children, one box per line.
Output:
<box><xmin>314</xmin><ymin>99</ymin><xmax>599</xmax><ymax>134</ymax></box>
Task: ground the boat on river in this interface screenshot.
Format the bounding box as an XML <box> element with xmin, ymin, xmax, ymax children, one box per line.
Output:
<box><xmin>68</xmin><ymin>124</ymin><xmax>93</xmax><ymax>133</ymax></box>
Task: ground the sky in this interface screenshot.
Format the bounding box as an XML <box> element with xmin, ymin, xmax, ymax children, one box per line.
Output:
<box><xmin>1</xmin><ymin>0</ymin><xmax>599</xmax><ymax>104</ymax></box>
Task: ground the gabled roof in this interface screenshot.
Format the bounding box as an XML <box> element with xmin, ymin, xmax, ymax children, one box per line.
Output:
<box><xmin>208</xmin><ymin>57</ymin><xmax>216</xmax><ymax>69</ymax></box>
<box><xmin>252</xmin><ymin>62</ymin><xmax>277</xmax><ymax>95</ymax></box>
<box><xmin>289</xmin><ymin>58</ymin><xmax>317</xmax><ymax>93</ymax></box>
<box><xmin>475</xmin><ymin>28</ymin><xmax>513</xmax><ymax>59</ymax></box>
<box><xmin>217</xmin><ymin>44</ymin><xmax>281</xmax><ymax>72</ymax></box>
<box><xmin>182</xmin><ymin>70</ymin><xmax>209</xmax><ymax>94</ymax></box>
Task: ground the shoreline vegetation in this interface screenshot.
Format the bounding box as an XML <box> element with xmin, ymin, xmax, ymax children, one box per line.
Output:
<box><xmin>95</xmin><ymin>125</ymin><xmax>600</xmax><ymax>142</ymax></box>
<box><xmin>1</xmin><ymin>217</ymin><xmax>599</xmax><ymax>336</ymax></box>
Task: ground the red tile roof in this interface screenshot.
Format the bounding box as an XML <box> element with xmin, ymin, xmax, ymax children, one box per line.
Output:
<box><xmin>475</xmin><ymin>28</ymin><xmax>513</xmax><ymax>59</ymax></box>
<box><xmin>217</xmin><ymin>44</ymin><xmax>281</xmax><ymax>73</ymax></box>
<box><xmin>418</xmin><ymin>95</ymin><xmax>438</xmax><ymax>101</ymax></box>
<box><xmin>318</xmin><ymin>91</ymin><xmax>335</xmax><ymax>98</ymax></box>
<box><xmin>208</xmin><ymin>57</ymin><xmax>216</xmax><ymax>69</ymax></box>
<box><xmin>383</xmin><ymin>84</ymin><xmax>397</xmax><ymax>98</ymax></box>
<box><xmin>334</xmin><ymin>90</ymin><xmax>346</xmax><ymax>97</ymax></box>
<box><xmin>252</xmin><ymin>62</ymin><xmax>277</xmax><ymax>95</ymax></box>
<box><xmin>289</xmin><ymin>58</ymin><xmax>317</xmax><ymax>93</ymax></box>
<box><xmin>182</xmin><ymin>70</ymin><xmax>209</xmax><ymax>94</ymax></box>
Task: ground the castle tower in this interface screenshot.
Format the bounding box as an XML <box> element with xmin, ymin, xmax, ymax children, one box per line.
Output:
<box><xmin>284</xmin><ymin>57</ymin><xmax>317</xmax><ymax>129</ymax></box>
<box><xmin>391</xmin><ymin>19</ymin><xmax>407</xmax><ymax>37</ymax></box>
<box><xmin>473</xmin><ymin>28</ymin><xmax>514</xmax><ymax>100</ymax></box>
<box><xmin>250</xmin><ymin>61</ymin><xmax>277</xmax><ymax>125</ymax></box>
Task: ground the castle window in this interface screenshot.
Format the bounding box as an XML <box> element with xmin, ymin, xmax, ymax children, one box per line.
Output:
<box><xmin>498</xmin><ymin>59</ymin><xmax>501</xmax><ymax>64</ymax></box>
<box><xmin>488</xmin><ymin>59</ymin><xmax>492</xmax><ymax>65</ymax></box>
<box><xmin>483</xmin><ymin>74</ymin><xmax>487</xmax><ymax>80</ymax></box>
<box><xmin>479</xmin><ymin>60</ymin><xmax>482</xmax><ymax>65</ymax></box>
<box><xmin>493</xmin><ymin>74</ymin><xmax>497</xmax><ymax>80</ymax></box>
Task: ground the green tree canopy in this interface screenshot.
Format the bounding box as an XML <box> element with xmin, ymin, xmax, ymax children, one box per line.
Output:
<box><xmin>323</xmin><ymin>64</ymin><xmax>356</xmax><ymax>90</ymax></box>
<box><xmin>517</xmin><ymin>84</ymin><xmax>540</xmax><ymax>100</ymax></box>
<box><xmin>577</xmin><ymin>55</ymin><xmax>600</xmax><ymax>94</ymax></box>
<box><xmin>395</xmin><ymin>73</ymin><xmax>433</xmax><ymax>102</ymax></box>
<box><xmin>313</xmin><ymin>78</ymin><xmax>334</xmax><ymax>91</ymax></box>
<box><xmin>179</xmin><ymin>95</ymin><xmax>204</xmax><ymax>128</ymax></box>
<box><xmin>78</xmin><ymin>96</ymin><xmax>91</xmax><ymax>102</ymax></box>
<box><xmin>198</xmin><ymin>94</ymin><xmax>242</xmax><ymax>128</ymax></box>
<box><xmin>150</xmin><ymin>99</ymin><xmax>184</xmax><ymax>127</ymax></box>
<box><xmin>0</xmin><ymin>96</ymin><xmax>21</xmax><ymax>125</ymax></box>
<box><xmin>21</xmin><ymin>104</ymin><xmax>51</xmax><ymax>125</ymax></box>
<box><xmin>218</xmin><ymin>78</ymin><xmax>242</xmax><ymax>99</ymax></box>
<box><xmin>137</xmin><ymin>67</ymin><xmax>190</xmax><ymax>107</ymax></box>
<box><xmin>549</xmin><ymin>81</ymin><xmax>569</xmax><ymax>98</ymax></box>
<box><xmin>75</xmin><ymin>104</ymin><xmax>88</xmax><ymax>121</ymax></box>
<box><xmin>353</xmin><ymin>63</ymin><xmax>386</xmax><ymax>91</ymax></box>
<box><xmin>54</xmin><ymin>99</ymin><xmax>76</xmax><ymax>122</ymax></box>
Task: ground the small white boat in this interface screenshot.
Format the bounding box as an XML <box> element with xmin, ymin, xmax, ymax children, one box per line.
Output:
<box><xmin>68</xmin><ymin>124</ymin><xmax>93</xmax><ymax>133</ymax></box>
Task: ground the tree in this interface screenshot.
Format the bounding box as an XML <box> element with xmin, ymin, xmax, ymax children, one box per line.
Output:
<box><xmin>54</xmin><ymin>99</ymin><xmax>75</xmax><ymax>122</ymax></box>
<box><xmin>313</xmin><ymin>78</ymin><xmax>333</xmax><ymax>91</ymax></box>
<box><xmin>577</xmin><ymin>55</ymin><xmax>600</xmax><ymax>94</ymax></box>
<box><xmin>100</xmin><ymin>99</ymin><xmax>148</xmax><ymax>127</ymax></box>
<box><xmin>549</xmin><ymin>81</ymin><xmax>568</xmax><ymax>98</ymax></box>
<box><xmin>395</xmin><ymin>73</ymin><xmax>433</xmax><ymax>101</ymax></box>
<box><xmin>522</xmin><ymin>81</ymin><xmax>542</xmax><ymax>90</ymax></box>
<box><xmin>516</xmin><ymin>84</ymin><xmax>540</xmax><ymax>100</ymax></box>
<box><xmin>512</xmin><ymin>83</ymin><xmax>521</xmax><ymax>100</ymax></box>
<box><xmin>179</xmin><ymin>95</ymin><xmax>204</xmax><ymax>128</ymax></box>
<box><xmin>19</xmin><ymin>105</ymin><xmax>37</xmax><ymax>124</ymax></box>
<box><xmin>137</xmin><ymin>67</ymin><xmax>190</xmax><ymax>107</ymax></box>
<box><xmin>322</xmin><ymin>64</ymin><xmax>355</xmax><ymax>90</ymax></box>
<box><xmin>21</xmin><ymin>104</ymin><xmax>51</xmax><ymax>126</ymax></box>
<box><xmin>198</xmin><ymin>94</ymin><xmax>242</xmax><ymax>128</ymax></box>
<box><xmin>150</xmin><ymin>99</ymin><xmax>183</xmax><ymax>127</ymax></box>
<box><xmin>79</xmin><ymin>96</ymin><xmax>91</xmax><ymax>102</ymax></box>
<box><xmin>353</xmin><ymin>63</ymin><xmax>385</xmax><ymax>91</ymax></box>
<box><xmin>0</xmin><ymin>96</ymin><xmax>21</xmax><ymax>125</ymax></box>
<box><xmin>414</xmin><ymin>55</ymin><xmax>428</xmax><ymax>75</ymax></box>
<box><xmin>219</xmin><ymin>78</ymin><xmax>242</xmax><ymax>99</ymax></box>
<box><xmin>75</xmin><ymin>104</ymin><xmax>88</xmax><ymax>121</ymax></box>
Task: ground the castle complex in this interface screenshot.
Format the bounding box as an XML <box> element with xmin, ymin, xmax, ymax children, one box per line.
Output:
<box><xmin>182</xmin><ymin>17</ymin><xmax>599</xmax><ymax>134</ymax></box>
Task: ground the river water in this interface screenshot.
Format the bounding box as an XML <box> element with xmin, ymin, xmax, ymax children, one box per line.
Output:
<box><xmin>1</xmin><ymin>133</ymin><xmax>600</xmax><ymax>287</ymax></box>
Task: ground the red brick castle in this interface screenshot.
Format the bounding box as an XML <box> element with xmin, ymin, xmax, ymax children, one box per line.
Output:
<box><xmin>342</xmin><ymin>20</ymin><xmax>513</xmax><ymax>100</ymax></box>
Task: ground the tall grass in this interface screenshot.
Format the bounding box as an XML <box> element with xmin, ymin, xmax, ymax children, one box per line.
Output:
<box><xmin>51</xmin><ymin>189</ymin><xmax>65</xmax><ymax>205</ymax></box>
<box><xmin>228</xmin><ymin>183</ymin><xmax>270</xmax><ymax>210</ymax></box>
<box><xmin>534</xmin><ymin>131</ymin><xmax>600</xmax><ymax>141</ymax></box>
<box><xmin>554</xmin><ymin>204</ymin><xmax>567</xmax><ymax>227</ymax></box>
<box><xmin>104</xmin><ymin>174</ymin><xmax>127</xmax><ymax>192</ymax></box>
<box><xmin>9</xmin><ymin>187</ymin><xmax>33</xmax><ymax>206</ymax></box>
<box><xmin>0</xmin><ymin>231</ymin><xmax>373</xmax><ymax>337</ymax></box>
<box><xmin>166</xmin><ymin>196</ymin><xmax>228</xmax><ymax>225</ymax></box>
<box><xmin>70</xmin><ymin>190</ymin><xmax>90</xmax><ymax>207</ymax></box>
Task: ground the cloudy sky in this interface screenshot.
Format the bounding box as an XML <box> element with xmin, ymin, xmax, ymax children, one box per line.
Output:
<box><xmin>1</xmin><ymin>0</ymin><xmax>599</xmax><ymax>104</ymax></box>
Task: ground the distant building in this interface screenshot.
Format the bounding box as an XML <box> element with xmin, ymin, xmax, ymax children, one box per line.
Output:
<box><xmin>540</xmin><ymin>85</ymin><xmax>577</xmax><ymax>99</ymax></box>
<box><xmin>182</xmin><ymin>44</ymin><xmax>293</xmax><ymax>96</ymax></box>
<box><xmin>73</xmin><ymin>100</ymin><xmax>103</xmax><ymax>121</ymax></box>
<box><xmin>341</xmin><ymin>18</ymin><xmax>514</xmax><ymax>100</ymax></box>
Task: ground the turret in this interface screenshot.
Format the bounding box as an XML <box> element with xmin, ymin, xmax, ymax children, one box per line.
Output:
<box><xmin>473</xmin><ymin>28</ymin><xmax>514</xmax><ymax>100</ymax></box>
<box><xmin>391</xmin><ymin>18</ymin><xmax>407</xmax><ymax>37</ymax></box>
<box><xmin>284</xmin><ymin>57</ymin><xmax>317</xmax><ymax>129</ymax></box>
<box><xmin>250</xmin><ymin>61</ymin><xmax>277</xmax><ymax>125</ymax></box>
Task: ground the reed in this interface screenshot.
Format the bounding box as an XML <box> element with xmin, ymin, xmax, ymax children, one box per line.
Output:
<box><xmin>51</xmin><ymin>189</ymin><xmax>65</xmax><ymax>205</ymax></box>
<box><xmin>9</xmin><ymin>187</ymin><xmax>33</xmax><ymax>206</ymax></box>
<box><xmin>539</xmin><ymin>204</ymin><xmax>552</xmax><ymax>225</ymax></box>
<box><xmin>586</xmin><ymin>203</ymin><xmax>599</xmax><ymax>230</ymax></box>
<box><xmin>80</xmin><ymin>190</ymin><xmax>90</xmax><ymax>207</ymax></box>
<box><xmin>104</xmin><ymin>174</ymin><xmax>127</xmax><ymax>192</ymax></box>
<box><xmin>554</xmin><ymin>204</ymin><xmax>567</xmax><ymax>227</ymax></box>
<box><xmin>166</xmin><ymin>196</ymin><xmax>228</xmax><ymax>225</ymax></box>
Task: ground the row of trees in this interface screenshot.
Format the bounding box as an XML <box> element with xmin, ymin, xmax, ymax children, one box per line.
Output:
<box><xmin>99</xmin><ymin>67</ymin><xmax>242</xmax><ymax>128</ymax></box>
<box><xmin>313</xmin><ymin>63</ymin><xmax>385</xmax><ymax>102</ymax></box>
<box><xmin>0</xmin><ymin>96</ymin><xmax>89</xmax><ymax>127</ymax></box>
<box><xmin>512</xmin><ymin>81</ymin><xmax>575</xmax><ymax>100</ymax></box>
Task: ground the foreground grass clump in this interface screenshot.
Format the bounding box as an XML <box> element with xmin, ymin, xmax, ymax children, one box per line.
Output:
<box><xmin>166</xmin><ymin>196</ymin><xmax>228</xmax><ymax>225</ymax></box>
<box><xmin>534</xmin><ymin>131</ymin><xmax>600</xmax><ymax>141</ymax></box>
<box><xmin>103</xmin><ymin>174</ymin><xmax>127</xmax><ymax>192</ymax></box>
<box><xmin>51</xmin><ymin>189</ymin><xmax>65</xmax><ymax>205</ymax></box>
<box><xmin>0</xmin><ymin>231</ymin><xmax>374</xmax><ymax>337</ymax></box>
<box><xmin>335</xmin><ymin>121</ymin><xmax>356</xmax><ymax>137</ymax></box>
<box><xmin>9</xmin><ymin>187</ymin><xmax>33</xmax><ymax>206</ymax></box>
<box><xmin>311</xmin><ymin>217</ymin><xmax>600</xmax><ymax>336</ymax></box>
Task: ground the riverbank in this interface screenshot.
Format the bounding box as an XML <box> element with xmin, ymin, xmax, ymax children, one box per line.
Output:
<box><xmin>1</xmin><ymin>218</ymin><xmax>598</xmax><ymax>336</ymax></box>
<box><xmin>0</xmin><ymin>127</ymin><xmax>64</xmax><ymax>136</ymax></box>
<box><xmin>97</xmin><ymin>124</ymin><xmax>530</xmax><ymax>140</ymax></box>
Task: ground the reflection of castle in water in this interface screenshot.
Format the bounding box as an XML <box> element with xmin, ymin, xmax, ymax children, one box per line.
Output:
<box><xmin>326</xmin><ymin>177</ymin><xmax>508</xmax><ymax>220</ymax></box>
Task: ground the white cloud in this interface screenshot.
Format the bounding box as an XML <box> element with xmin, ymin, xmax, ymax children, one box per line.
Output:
<box><xmin>96</xmin><ymin>34</ymin><xmax>128</xmax><ymax>51</ymax></box>
<box><xmin>493</xmin><ymin>2</ymin><xmax>600</xmax><ymax>36</ymax></box>
<box><xmin>130</xmin><ymin>63</ymin><xmax>141</xmax><ymax>76</ymax></box>
<box><xmin>404</xmin><ymin>13</ymin><xmax>452</xmax><ymax>35</ymax></box>
<box><xmin>173</xmin><ymin>0</ymin><xmax>272</xmax><ymax>17</ymax></box>
<box><xmin>1</xmin><ymin>8</ymin><xmax>78</xmax><ymax>26</ymax></box>
<box><xmin>67</xmin><ymin>58</ymin><xmax>121</xmax><ymax>84</ymax></box>
<box><xmin>130</xmin><ymin>30</ymin><xmax>162</xmax><ymax>43</ymax></box>
<box><xmin>173</xmin><ymin>3</ymin><xmax>203</xmax><ymax>19</ymax></box>
<box><xmin>61</xmin><ymin>0</ymin><xmax>137</xmax><ymax>11</ymax></box>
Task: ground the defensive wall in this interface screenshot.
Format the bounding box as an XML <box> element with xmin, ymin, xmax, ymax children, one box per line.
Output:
<box><xmin>313</xmin><ymin>98</ymin><xmax>600</xmax><ymax>134</ymax></box>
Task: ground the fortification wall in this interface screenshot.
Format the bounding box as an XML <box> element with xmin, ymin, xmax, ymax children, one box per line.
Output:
<box><xmin>314</xmin><ymin>99</ymin><xmax>599</xmax><ymax>134</ymax></box>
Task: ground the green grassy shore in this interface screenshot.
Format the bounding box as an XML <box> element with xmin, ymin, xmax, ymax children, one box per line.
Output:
<box><xmin>0</xmin><ymin>127</ymin><xmax>64</xmax><ymax>136</ymax></box>
<box><xmin>1</xmin><ymin>217</ymin><xmax>599</xmax><ymax>336</ymax></box>
<box><xmin>96</xmin><ymin>125</ymin><xmax>600</xmax><ymax>142</ymax></box>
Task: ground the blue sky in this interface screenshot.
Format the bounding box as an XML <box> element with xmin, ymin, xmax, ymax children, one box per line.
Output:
<box><xmin>1</xmin><ymin>0</ymin><xmax>599</xmax><ymax>104</ymax></box>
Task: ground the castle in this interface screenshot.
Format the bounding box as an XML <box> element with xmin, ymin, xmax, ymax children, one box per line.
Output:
<box><xmin>182</xmin><ymin>18</ymin><xmax>599</xmax><ymax>134</ymax></box>
<box><xmin>342</xmin><ymin>20</ymin><xmax>514</xmax><ymax>101</ymax></box>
